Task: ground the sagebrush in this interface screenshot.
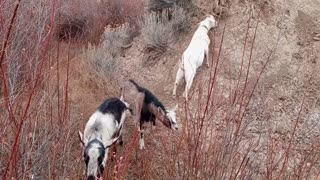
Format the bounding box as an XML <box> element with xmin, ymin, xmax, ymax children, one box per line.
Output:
<box><xmin>141</xmin><ymin>7</ymin><xmax>189</xmax><ymax>52</ymax></box>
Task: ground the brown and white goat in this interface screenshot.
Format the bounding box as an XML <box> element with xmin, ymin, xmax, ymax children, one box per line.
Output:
<box><xmin>121</xmin><ymin>79</ymin><xmax>178</xmax><ymax>149</ymax></box>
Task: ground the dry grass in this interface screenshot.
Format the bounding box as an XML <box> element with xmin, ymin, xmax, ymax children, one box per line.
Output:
<box><xmin>0</xmin><ymin>0</ymin><xmax>77</xmax><ymax>179</ymax></box>
<box><xmin>82</xmin><ymin>24</ymin><xmax>135</xmax><ymax>81</ymax></box>
<box><xmin>141</xmin><ymin>7</ymin><xmax>189</xmax><ymax>52</ymax></box>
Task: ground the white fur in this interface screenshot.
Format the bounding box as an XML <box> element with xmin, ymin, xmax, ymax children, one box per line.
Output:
<box><xmin>139</xmin><ymin>139</ymin><xmax>145</xmax><ymax>150</ymax></box>
<box><xmin>166</xmin><ymin>104</ymin><xmax>178</xmax><ymax>130</ymax></box>
<box><xmin>139</xmin><ymin>131</ymin><xmax>145</xmax><ymax>150</ymax></box>
<box><xmin>173</xmin><ymin>15</ymin><xmax>217</xmax><ymax>100</ymax></box>
<box><xmin>83</xmin><ymin>111</ymin><xmax>125</xmax><ymax>144</ymax></box>
<box><xmin>79</xmin><ymin>100</ymin><xmax>130</xmax><ymax>178</ymax></box>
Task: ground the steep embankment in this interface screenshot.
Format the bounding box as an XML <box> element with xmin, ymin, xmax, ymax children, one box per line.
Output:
<box><xmin>69</xmin><ymin>0</ymin><xmax>320</xmax><ymax>179</ymax></box>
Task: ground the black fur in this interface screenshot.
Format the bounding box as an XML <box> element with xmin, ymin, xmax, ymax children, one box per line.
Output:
<box><xmin>140</xmin><ymin>103</ymin><xmax>156</xmax><ymax>128</ymax></box>
<box><xmin>129</xmin><ymin>79</ymin><xmax>166</xmax><ymax>112</ymax></box>
<box><xmin>129</xmin><ymin>79</ymin><xmax>165</xmax><ymax>127</ymax></box>
<box><xmin>97</xmin><ymin>97</ymin><xmax>128</xmax><ymax>124</ymax></box>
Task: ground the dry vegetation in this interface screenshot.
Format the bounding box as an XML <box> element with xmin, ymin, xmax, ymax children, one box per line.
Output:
<box><xmin>1</xmin><ymin>0</ymin><xmax>320</xmax><ymax>179</ymax></box>
<box><xmin>141</xmin><ymin>7</ymin><xmax>189</xmax><ymax>52</ymax></box>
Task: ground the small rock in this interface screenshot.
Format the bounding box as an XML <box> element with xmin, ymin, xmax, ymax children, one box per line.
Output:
<box><xmin>313</xmin><ymin>36</ymin><xmax>320</xmax><ymax>41</ymax></box>
<box><xmin>292</xmin><ymin>53</ymin><xmax>302</xmax><ymax>60</ymax></box>
<box><xmin>312</xmin><ymin>32</ymin><xmax>320</xmax><ymax>41</ymax></box>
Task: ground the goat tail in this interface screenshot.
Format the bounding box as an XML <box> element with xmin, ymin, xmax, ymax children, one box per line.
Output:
<box><xmin>128</xmin><ymin>79</ymin><xmax>139</xmax><ymax>87</ymax></box>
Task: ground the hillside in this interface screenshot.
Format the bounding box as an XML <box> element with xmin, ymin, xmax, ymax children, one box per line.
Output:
<box><xmin>1</xmin><ymin>0</ymin><xmax>320</xmax><ymax>179</ymax></box>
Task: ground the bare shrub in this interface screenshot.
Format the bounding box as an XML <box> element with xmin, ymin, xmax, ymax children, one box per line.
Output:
<box><xmin>0</xmin><ymin>0</ymin><xmax>78</xmax><ymax>179</ymax></box>
<box><xmin>171</xmin><ymin>7</ymin><xmax>190</xmax><ymax>36</ymax></box>
<box><xmin>106</xmin><ymin>0</ymin><xmax>144</xmax><ymax>30</ymax></box>
<box><xmin>56</xmin><ymin>0</ymin><xmax>108</xmax><ymax>43</ymax></box>
<box><xmin>55</xmin><ymin>0</ymin><xmax>144</xmax><ymax>43</ymax></box>
<box><xmin>56</xmin><ymin>15</ymin><xmax>88</xmax><ymax>41</ymax></box>
<box><xmin>148</xmin><ymin>0</ymin><xmax>175</xmax><ymax>12</ymax></box>
<box><xmin>141</xmin><ymin>12</ymin><xmax>172</xmax><ymax>52</ymax></box>
<box><xmin>211</xmin><ymin>0</ymin><xmax>231</xmax><ymax>15</ymax></box>
<box><xmin>0</xmin><ymin>0</ymin><xmax>52</xmax><ymax>100</ymax></box>
<box><xmin>141</xmin><ymin>6</ymin><xmax>189</xmax><ymax>52</ymax></box>
<box><xmin>176</xmin><ymin>0</ymin><xmax>197</xmax><ymax>9</ymax></box>
<box><xmin>83</xmin><ymin>24</ymin><xmax>133</xmax><ymax>80</ymax></box>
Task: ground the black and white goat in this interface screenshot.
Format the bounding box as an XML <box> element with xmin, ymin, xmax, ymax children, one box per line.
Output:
<box><xmin>78</xmin><ymin>97</ymin><xmax>131</xmax><ymax>180</ymax></box>
<box><xmin>121</xmin><ymin>79</ymin><xmax>178</xmax><ymax>149</ymax></box>
<box><xmin>172</xmin><ymin>15</ymin><xmax>217</xmax><ymax>100</ymax></box>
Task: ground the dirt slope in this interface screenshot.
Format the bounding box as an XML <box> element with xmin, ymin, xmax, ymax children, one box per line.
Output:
<box><xmin>70</xmin><ymin>0</ymin><xmax>320</xmax><ymax>179</ymax></box>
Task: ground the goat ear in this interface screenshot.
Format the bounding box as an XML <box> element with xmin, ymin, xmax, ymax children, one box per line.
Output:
<box><xmin>157</xmin><ymin>107</ymin><xmax>165</xmax><ymax>115</ymax></box>
<box><xmin>78</xmin><ymin>131</ymin><xmax>87</xmax><ymax>147</ymax></box>
<box><xmin>103</xmin><ymin>136</ymin><xmax>119</xmax><ymax>149</ymax></box>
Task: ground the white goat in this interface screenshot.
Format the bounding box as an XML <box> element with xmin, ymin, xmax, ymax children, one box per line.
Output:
<box><xmin>172</xmin><ymin>15</ymin><xmax>217</xmax><ymax>100</ymax></box>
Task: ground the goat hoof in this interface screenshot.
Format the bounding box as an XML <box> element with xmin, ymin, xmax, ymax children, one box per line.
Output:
<box><xmin>172</xmin><ymin>94</ymin><xmax>176</xmax><ymax>99</ymax></box>
<box><xmin>119</xmin><ymin>140</ymin><xmax>124</xmax><ymax>146</ymax></box>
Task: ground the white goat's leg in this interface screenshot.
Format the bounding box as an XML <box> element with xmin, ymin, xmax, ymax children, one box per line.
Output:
<box><xmin>139</xmin><ymin>131</ymin><xmax>145</xmax><ymax>150</ymax></box>
<box><xmin>205</xmin><ymin>48</ymin><xmax>210</xmax><ymax>68</ymax></box>
<box><xmin>173</xmin><ymin>67</ymin><xmax>184</xmax><ymax>98</ymax></box>
<box><xmin>184</xmin><ymin>74</ymin><xmax>195</xmax><ymax>101</ymax></box>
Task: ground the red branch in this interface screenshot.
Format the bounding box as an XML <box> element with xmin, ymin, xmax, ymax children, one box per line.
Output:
<box><xmin>2</xmin><ymin>0</ymin><xmax>56</xmax><ymax>178</ymax></box>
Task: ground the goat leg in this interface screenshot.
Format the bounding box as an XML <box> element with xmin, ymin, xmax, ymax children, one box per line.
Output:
<box><xmin>205</xmin><ymin>48</ymin><xmax>210</xmax><ymax>68</ymax></box>
<box><xmin>173</xmin><ymin>64</ymin><xmax>184</xmax><ymax>98</ymax></box>
<box><xmin>134</xmin><ymin>92</ymin><xmax>145</xmax><ymax>132</ymax></box>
